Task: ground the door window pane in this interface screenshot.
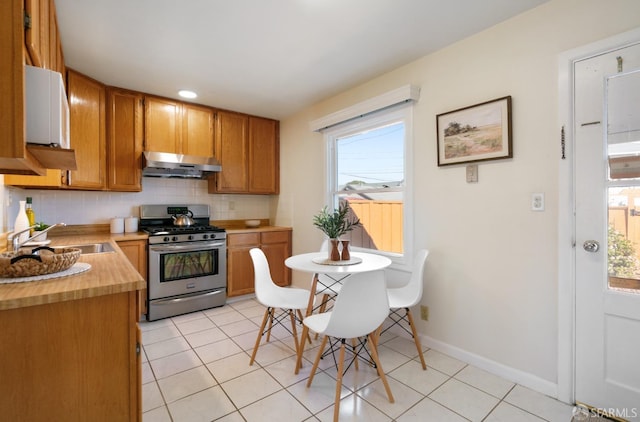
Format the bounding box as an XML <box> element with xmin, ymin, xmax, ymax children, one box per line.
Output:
<box><xmin>608</xmin><ymin>187</ymin><xmax>640</xmax><ymax>292</ymax></box>
<box><xmin>606</xmin><ymin>70</ymin><xmax>640</xmax><ymax>292</ymax></box>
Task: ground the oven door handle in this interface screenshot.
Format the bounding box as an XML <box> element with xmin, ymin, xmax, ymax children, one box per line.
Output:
<box><xmin>149</xmin><ymin>242</ymin><xmax>225</xmax><ymax>253</ymax></box>
<box><xmin>153</xmin><ymin>290</ymin><xmax>224</xmax><ymax>305</ymax></box>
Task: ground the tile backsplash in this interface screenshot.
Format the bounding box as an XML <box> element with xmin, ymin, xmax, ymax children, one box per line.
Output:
<box><xmin>3</xmin><ymin>178</ymin><xmax>272</xmax><ymax>231</ymax></box>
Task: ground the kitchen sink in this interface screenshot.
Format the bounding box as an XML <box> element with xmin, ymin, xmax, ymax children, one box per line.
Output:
<box><xmin>64</xmin><ymin>242</ymin><xmax>116</xmax><ymax>254</ymax></box>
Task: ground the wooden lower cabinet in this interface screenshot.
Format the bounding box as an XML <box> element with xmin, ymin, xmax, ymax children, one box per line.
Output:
<box><xmin>0</xmin><ymin>291</ymin><xmax>142</xmax><ymax>421</ymax></box>
<box><xmin>117</xmin><ymin>239</ymin><xmax>148</xmax><ymax>316</ymax></box>
<box><xmin>227</xmin><ymin>229</ymin><xmax>292</xmax><ymax>297</ymax></box>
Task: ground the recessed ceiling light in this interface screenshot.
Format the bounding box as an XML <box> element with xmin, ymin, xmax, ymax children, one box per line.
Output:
<box><xmin>178</xmin><ymin>90</ymin><xmax>197</xmax><ymax>99</ymax></box>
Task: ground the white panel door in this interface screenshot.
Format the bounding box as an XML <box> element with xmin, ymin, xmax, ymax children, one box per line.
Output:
<box><xmin>574</xmin><ymin>42</ymin><xmax>640</xmax><ymax>420</ymax></box>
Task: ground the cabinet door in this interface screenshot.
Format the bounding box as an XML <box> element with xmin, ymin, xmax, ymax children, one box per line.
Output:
<box><xmin>67</xmin><ymin>69</ymin><xmax>106</xmax><ymax>189</ymax></box>
<box><xmin>261</xmin><ymin>231</ymin><xmax>291</xmax><ymax>287</ymax></box>
<box><xmin>107</xmin><ymin>89</ymin><xmax>143</xmax><ymax>191</ymax></box>
<box><xmin>249</xmin><ymin>117</ymin><xmax>279</xmax><ymax>194</ymax></box>
<box><xmin>227</xmin><ymin>233</ymin><xmax>260</xmax><ymax>297</ymax></box>
<box><xmin>228</xmin><ymin>246</ymin><xmax>257</xmax><ymax>297</ymax></box>
<box><xmin>117</xmin><ymin>240</ymin><xmax>148</xmax><ymax>317</ymax></box>
<box><xmin>24</xmin><ymin>0</ymin><xmax>48</xmax><ymax>68</ymax></box>
<box><xmin>116</xmin><ymin>240</ymin><xmax>147</xmax><ymax>281</ymax></box>
<box><xmin>182</xmin><ymin>104</ymin><xmax>214</xmax><ymax>157</ymax></box>
<box><xmin>48</xmin><ymin>0</ymin><xmax>64</xmax><ymax>77</ymax></box>
<box><xmin>211</xmin><ymin>111</ymin><xmax>248</xmax><ymax>193</ymax></box>
<box><xmin>0</xmin><ymin>292</ymin><xmax>140</xmax><ymax>420</ymax></box>
<box><xmin>144</xmin><ymin>96</ymin><xmax>181</xmax><ymax>153</ymax></box>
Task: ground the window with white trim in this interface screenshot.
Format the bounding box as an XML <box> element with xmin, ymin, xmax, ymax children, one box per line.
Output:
<box><xmin>324</xmin><ymin>103</ymin><xmax>412</xmax><ymax>259</ymax></box>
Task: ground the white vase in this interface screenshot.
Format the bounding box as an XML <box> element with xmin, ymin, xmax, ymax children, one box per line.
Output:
<box><xmin>14</xmin><ymin>200</ymin><xmax>31</xmax><ymax>244</ymax></box>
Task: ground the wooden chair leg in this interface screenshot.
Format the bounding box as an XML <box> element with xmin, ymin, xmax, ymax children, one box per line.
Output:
<box><xmin>297</xmin><ymin>309</ymin><xmax>312</xmax><ymax>345</ymax></box>
<box><xmin>289</xmin><ymin>310</ymin><xmax>300</xmax><ymax>357</ymax></box>
<box><xmin>351</xmin><ymin>338</ymin><xmax>359</xmax><ymax>370</ymax></box>
<box><xmin>367</xmin><ymin>333</ymin><xmax>394</xmax><ymax>403</ymax></box>
<box><xmin>333</xmin><ymin>340</ymin><xmax>346</xmax><ymax>422</ymax></box>
<box><xmin>314</xmin><ymin>293</ymin><xmax>331</xmax><ymax>340</ymax></box>
<box><xmin>295</xmin><ymin>325</ymin><xmax>309</xmax><ymax>374</ymax></box>
<box><xmin>250</xmin><ymin>308</ymin><xmax>271</xmax><ymax>365</ymax></box>
<box><xmin>307</xmin><ymin>335</ymin><xmax>328</xmax><ymax>386</ymax></box>
<box><xmin>265</xmin><ymin>309</ymin><xmax>274</xmax><ymax>342</ymax></box>
<box><xmin>373</xmin><ymin>324</ymin><xmax>383</xmax><ymax>347</ymax></box>
<box><xmin>406</xmin><ymin>308</ymin><xmax>427</xmax><ymax>370</ymax></box>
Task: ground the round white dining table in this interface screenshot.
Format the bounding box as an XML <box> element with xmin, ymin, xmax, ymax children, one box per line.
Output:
<box><xmin>285</xmin><ymin>251</ymin><xmax>392</xmax><ymax>373</ymax></box>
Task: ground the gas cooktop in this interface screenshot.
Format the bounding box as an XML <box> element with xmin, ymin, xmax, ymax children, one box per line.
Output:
<box><xmin>142</xmin><ymin>225</ymin><xmax>225</xmax><ymax>235</ymax></box>
<box><xmin>139</xmin><ymin>204</ymin><xmax>226</xmax><ymax>244</ymax></box>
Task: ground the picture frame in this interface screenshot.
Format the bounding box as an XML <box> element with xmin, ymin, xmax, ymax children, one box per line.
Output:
<box><xmin>436</xmin><ymin>96</ymin><xmax>512</xmax><ymax>166</ymax></box>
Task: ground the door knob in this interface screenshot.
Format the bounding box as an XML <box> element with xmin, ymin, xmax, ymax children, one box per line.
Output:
<box><xmin>583</xmin><ymin>240</ymin><xmax>600</xmax><ymax>253</ymax></box>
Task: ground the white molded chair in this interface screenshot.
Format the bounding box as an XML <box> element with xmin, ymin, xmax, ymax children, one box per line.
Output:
<box><xmin>305</xmin><ymin>270</ymin><xmax>394</xmax><ymax>422</ymax></box>
<box><xmin>249</xmin><ymin>248</ymin><xmax>310</xmax><ymax>366</ymax></box>
<box><xmin>380</xmin><ymin>249</ymin><xmax>429</xmax><ymax>370</ymax></box>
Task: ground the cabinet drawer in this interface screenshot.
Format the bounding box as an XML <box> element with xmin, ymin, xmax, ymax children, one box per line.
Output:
<box><xmin>261</xmin><ymin>231</ymin><xmax>290</xmax><ymax>244</ymax></box>
<box><xmin>228</xmin><ymin>233</ymin><xmax>260</xmax><ymax>246</ymax></box>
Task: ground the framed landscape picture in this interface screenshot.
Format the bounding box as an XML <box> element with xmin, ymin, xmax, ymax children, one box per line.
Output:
<box><xmin>436</xmin><ymin>96</ymin><xmax>512</xmax><ymax>166</ymax></box>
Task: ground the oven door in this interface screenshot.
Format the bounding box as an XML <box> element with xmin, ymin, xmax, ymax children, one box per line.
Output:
<box><xmin>148</xmin><ymin>240</ymin><xmax>227</xmax><ymax>300</ymax></box>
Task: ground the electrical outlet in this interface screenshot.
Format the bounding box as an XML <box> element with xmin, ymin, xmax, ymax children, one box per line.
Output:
<box><xmin>531</xmin><ymin>193</ymin><xmax>545</xmax><ymax>211</ymax></box>
<box><xmin>466</xmin><ymin>164</ymin><xmax>478</xmax><ymax>183</ymax></box>
<box><xmin>420</xmin><ymin>305</ymin><xmax>429</xmax><ymax>321</ymax></box>
<box><xmin>228</xmin><ymin>201</ymin><xmax>235</xmax><ymax>211</ymax></box>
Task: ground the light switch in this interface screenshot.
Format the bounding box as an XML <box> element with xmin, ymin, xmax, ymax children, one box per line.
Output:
<box><xmin>531</xmin><ymin>193</ymin><xmax>545</xmax><ymax>211</ymax></box>
<box><xmin>466</xmin><ymin>165</ymin><xmax>478</xmax><ymax>183</ymax></box>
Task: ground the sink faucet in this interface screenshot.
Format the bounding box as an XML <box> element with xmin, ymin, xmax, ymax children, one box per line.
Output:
<box><xmin>8</xmin><ymin>222</ymin><xmax>66</xmax><ymax>252</ymax></box>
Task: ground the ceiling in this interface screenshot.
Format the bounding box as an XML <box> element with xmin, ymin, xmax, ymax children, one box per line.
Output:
<box><xmin>54</xmin><ymin>0</ymin><xmax>548</xmax><ymax>120</ymax></box>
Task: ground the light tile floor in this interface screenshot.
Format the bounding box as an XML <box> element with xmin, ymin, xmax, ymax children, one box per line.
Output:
<box><xmin>141</xmin><ymin>297</ymin><xmax>577</xmax><ymax>422</ymax></box>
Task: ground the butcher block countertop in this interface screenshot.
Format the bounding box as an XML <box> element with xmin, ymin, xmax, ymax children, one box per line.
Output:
<box><xmin>0</xmin><ymin>232</ymin><xmax>146</xmax><ymax>311</ymax></box>
<box><xmin>0</xmin><ymin>220</ymin><xmax>290</xmax><ymax>311</ymax></box>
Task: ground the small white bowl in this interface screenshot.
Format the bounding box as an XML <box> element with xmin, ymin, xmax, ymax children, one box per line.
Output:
<box><xmin>244</xmin><ymin>219</ymin><xmax>261</xmax><ymax>228</ymax></box>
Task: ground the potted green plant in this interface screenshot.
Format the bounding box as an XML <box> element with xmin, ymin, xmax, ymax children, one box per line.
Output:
<box><xmin>313</xmin><ymin>202</ymin><xmax>361</xmax><ymax>261</ymax></box>
<box><xmin>32</xmin><ymin>222</ymin><xmax>51</xmax><ymax>241</ymax></box>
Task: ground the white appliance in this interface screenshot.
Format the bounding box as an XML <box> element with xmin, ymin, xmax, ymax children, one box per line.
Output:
<box><xmin>25</xmin><ymin>65</ymin><xmax>70</xmax><ymax>148</ymax></box>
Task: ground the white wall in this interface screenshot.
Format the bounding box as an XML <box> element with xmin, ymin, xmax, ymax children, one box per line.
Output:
<box><xmin>3</xmin><ymin>178</ymin><xmax>272</xmax><ymax>230</ymax></box>
<box><xmin>276</xmin><ymin>0</ymin><xmax>640</xmax><ymax>397</ymax></box>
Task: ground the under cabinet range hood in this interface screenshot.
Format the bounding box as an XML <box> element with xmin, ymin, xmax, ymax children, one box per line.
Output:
<box><xmin>142</xmin><ymin>151</ymin><xmax>222</xmax><ymax>179</ymax></box>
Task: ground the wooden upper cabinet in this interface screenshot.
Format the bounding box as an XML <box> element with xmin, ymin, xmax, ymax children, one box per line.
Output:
<box><xmin>144</xmin><ymin>96</ymin><xmax>182</xmax><ymax>154</ymax></box>
<box><xmin>48</xmin><ymin>0</ymin><xmax>64</xmax><ymax>78</ymax></box>
<box><xmin>208</xmin><ymin>113</ymin><xmax>279</xmax><ymax>194</ymax></box>
<box><xmin>211</xmin><ymin>111</ymin><xmax>249</xmax><ymax>193</ymax></box>
<box><xmin>144</xmin><ymin>96</ymin><xmax>214</xmax><ymax>157</ymax></box>
<box><xmin>24</xmin><ymin>0</ymin><xmax>61</xmax><ymax>71</ymax></box>
<box><xmin>24</xmin><ymin>0</ymin><xmax>46</xmax><ymax>68</ymax></box>
<box><xmin>182</xmin><ymin>103</ymin><xmax>214</xmax><ymax>157</ymax></box>
<box><xmin>107</xmin><ymin>88</ymin><xmax>143</xmax><ymax>191</ymax></box>
<box><xmin>67</xmin><ymin>69</ymin><xmax>106</xmax><ymax>190</ymax></box>
<box><xmin>249</xmin><ymin>117</ymin><xmax>279</xmax><ymax>194</ymax></box>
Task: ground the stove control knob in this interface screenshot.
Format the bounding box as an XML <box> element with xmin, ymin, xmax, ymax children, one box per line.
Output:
<box><xmin>172</xmin><ymin>236</ymin><xmax>178</xmax><ymax>242</ymax></box>
<box><xmin>188</xmin><ymin>235</ymin><xmax>194</xmax><ymax>240</ymax></box>
<box><xmin>163</xmin><ymin>236</ymin><xmax>170</xmax><ymax>242</ymax></box>
<box><xmin>203</xmin><ymin>234</ymin><xmax>209</xmax><ymax>240</ymax></box>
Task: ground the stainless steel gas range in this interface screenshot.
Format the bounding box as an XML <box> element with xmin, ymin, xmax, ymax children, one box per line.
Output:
<box><xmin>140</xmin><ymin>204</ymin><xmax>227</xmax><ymax>321</ymax></box>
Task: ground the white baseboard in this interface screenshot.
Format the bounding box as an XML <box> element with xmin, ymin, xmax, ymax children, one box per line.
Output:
<box><xmin>385</xmin><ymin>325</ymin><xmax>561</xmax><ymax>401</ymax></box>
<box><xmin>422</xmin><ymin>335</ymin><xmax>559</xmax><ymax>399</ymax></box>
